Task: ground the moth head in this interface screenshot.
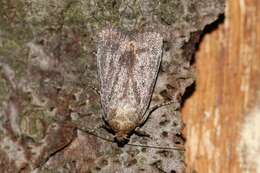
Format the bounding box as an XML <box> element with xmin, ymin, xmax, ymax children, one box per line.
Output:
<box><xmin>108</xmin><ymin>119</ymin><xmax>135</xmax><ymax>146</ymax></box>
<box><xmin>114</xmin><ymin>131</ymin><xmax>130</xmax><ymax>145</ymax></box>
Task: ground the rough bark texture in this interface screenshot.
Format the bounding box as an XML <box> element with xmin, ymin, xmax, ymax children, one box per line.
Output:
<box><xmin>182</xmin><ymin>0</ymin><xmax>260</xmax><ymax>172</ymax></box>
<box><xmin>0</xmin><ymin>0</ymin><xmax>224</xmax><ymax>172</ymax></box>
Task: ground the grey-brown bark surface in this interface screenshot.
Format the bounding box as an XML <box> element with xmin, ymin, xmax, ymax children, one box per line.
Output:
<box><xmin>0</xmin><ymin>0</ymin><xmax>224</xmax><ymax>172</ymax></box>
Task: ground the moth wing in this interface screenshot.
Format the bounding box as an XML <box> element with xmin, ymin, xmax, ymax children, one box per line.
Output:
<box><xmin>133</xmin><ymin>33</ymin><xmax>163</xmax><ymax>116</ymax></box>
<box><xmin>97</xmin><ymin>28</ymin><xmax>127</xmax><ymax>114</ymax></box>
<box><xmin>97</xmin><ymin>29</ymin><xmax>162</xmax><ymax>120</ymax></box>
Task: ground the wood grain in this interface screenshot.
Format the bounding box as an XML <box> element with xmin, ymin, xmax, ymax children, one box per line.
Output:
<box><xmin>182</xmin><ymin>0</ymin><xmax>260</xmax><ymax>172</ymax></box>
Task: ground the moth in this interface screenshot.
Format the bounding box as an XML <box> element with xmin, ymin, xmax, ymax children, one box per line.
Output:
<box><xmin>97</xmin><ymin>28</ymin><xmax>175</xmax><ymax>146</ymax></box>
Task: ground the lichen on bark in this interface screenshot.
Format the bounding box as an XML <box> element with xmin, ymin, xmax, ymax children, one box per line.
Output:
<box><xmin>0</xmin><ymin>0</ymin><xmax>224</xmax><ymax>172</ymax></box>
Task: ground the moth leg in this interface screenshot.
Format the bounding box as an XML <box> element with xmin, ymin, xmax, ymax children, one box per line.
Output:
<box><xmin>139</xmin><ymin>95</ymin><xmax>180</xmax><ymax>126</ymax></box>
<box><xmin>134</xmin><ymin>127</ymin><xmax>152</xmax><ymax>139</ymax></box>
<box><xmin>149</xmin><ymin>99</ymin><xmax>180</xmax><ymax>111</ymax></box>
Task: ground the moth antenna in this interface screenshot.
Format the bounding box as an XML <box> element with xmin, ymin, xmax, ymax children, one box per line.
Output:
<box><xmin>126</xmin><ymin>142</ymin><xmax>185</xmax><ymax>151</ymax></box>
<box><xmin>77</xmin><ymin>126</ymin><xmax>185</xmax><ymax>151</ymax></box>
<box><xmin>75</xmin><ymin>125</ymin><xmax>115</xmax><ymax>143</ymax></box>
<box><xmin>48</xmin><ymin>117</ymin><xmax>111</xmax><ymax>141</ymax></box>
<box><xmin>50</xmin><ymin>118</ymin><xmax>184</xmax><ymax>151</ymax></box>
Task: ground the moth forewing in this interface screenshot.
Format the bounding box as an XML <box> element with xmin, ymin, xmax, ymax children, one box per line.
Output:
<box><xmin>97</xmin><ymin>28</ymin><xmax>163</xmax><ymax>144</ymax></box>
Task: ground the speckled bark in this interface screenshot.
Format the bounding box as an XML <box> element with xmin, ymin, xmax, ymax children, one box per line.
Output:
<box><xmin>0</xmin><ymin>0</ymin><xmax>224</xmax><ymax>172</ymax></box>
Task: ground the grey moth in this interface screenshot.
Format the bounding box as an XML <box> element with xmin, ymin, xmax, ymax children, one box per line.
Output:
<box><xmin>97</xmin><ymin>27</ymin><xmax>164</xmax><ymax>145</ymax></box>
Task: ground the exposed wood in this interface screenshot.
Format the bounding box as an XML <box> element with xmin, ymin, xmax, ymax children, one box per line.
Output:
<box><xmin>182</xmin><ymin>0</ymin><xmax>260</xmax><ymax>172</ymax></box>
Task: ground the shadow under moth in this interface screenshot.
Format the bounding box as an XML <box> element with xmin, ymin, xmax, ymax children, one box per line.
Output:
<box><xmin>94</xmin><ymin>27</ymin><xmax>183</xmax><ymax>150</ymax></box>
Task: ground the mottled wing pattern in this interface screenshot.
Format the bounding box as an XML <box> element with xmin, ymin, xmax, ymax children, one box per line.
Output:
<box><xmin>97</xmin><ymin>28</ymin><xmax>163</xmax><ymax>120</ymax></box>
<box><xmin>131</xmin><ymin>33</ymin><xmax>163</xmax><ymax>116</ymax></box>
<box><xmin>97</xmin><ymin>28</ymin><xmax>127</xmax><ymax>114</ymax></box>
